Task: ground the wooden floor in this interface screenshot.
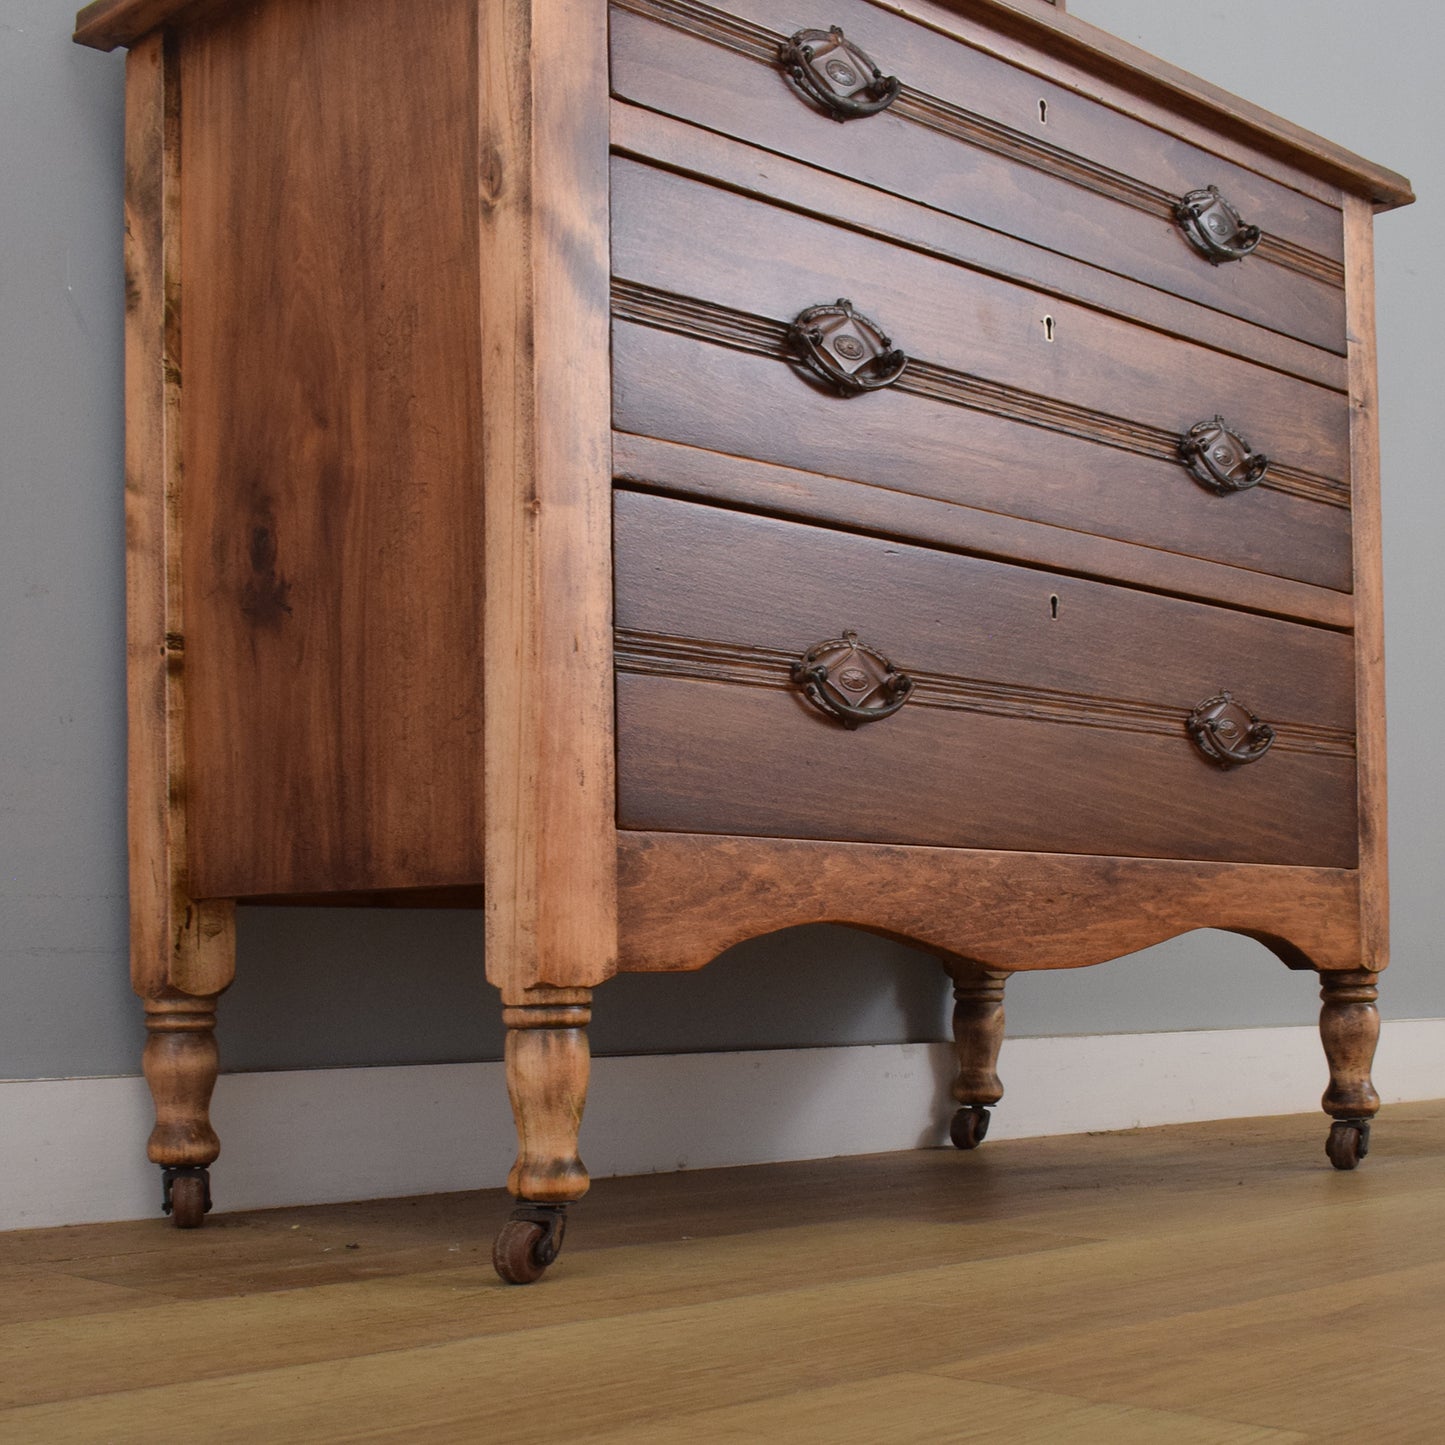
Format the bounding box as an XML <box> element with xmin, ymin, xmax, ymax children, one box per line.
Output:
<box><xmin>3</xmin><ymin>1103</ymin><xmax>1443</xmax><ymax>1443</ymax></box>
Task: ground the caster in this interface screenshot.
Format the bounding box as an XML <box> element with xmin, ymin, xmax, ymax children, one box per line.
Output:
<box><xmin>1326</xmin><ymin>1118</ymin><xmax>1371</xmax><ymax>1171</ymax></box>
<box><xmin>161</xmin><ymin>1166</ymin><xmax>212</xmax><ymax>1229</ymax></box>
<box><xmin>950</xmin><ymin>1105</ymin><xmax>991</xmax><ymax>1150</ymax></box>
<box><xmin>493</xmin><ymin>1204</ymin><xmax>568</xmax><ymax>1285</ymax></box>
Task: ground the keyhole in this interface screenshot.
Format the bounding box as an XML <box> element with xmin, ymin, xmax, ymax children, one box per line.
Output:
<box><xmin>1049</xmin><ymin>594</ymin><xmax>1060</xmax><ymax>619</ymax></box>
<box><xmin>1042</xmin><ymin>315</ymin><xmax>1056</xmax><ymax>343</ymax></box>
<box><xmin>1038</xmin><ymin>98</ymin><xmax>1049</xmax><ymax>125</ymax></box>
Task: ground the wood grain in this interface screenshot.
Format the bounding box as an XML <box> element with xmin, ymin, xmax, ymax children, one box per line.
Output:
<box><xmin>612</xmin><ymin>159</ymin><xmax>1351</xmax><ymax>477</ymax></box>
<box><xmin>868</xmin><ymin>0</ymin><xmax>1413</xmax><ymax>209</ymax></box>
<box><xmin>615</xmin><ymin>832</ymin><xmax>1364</xmax><ymax>974</ymax></box>
<box><xmin>614</xmin><ymin>493</ymin><xmax>1356</xmax><ymax>731</ymax></box>
<box><xmin>122</xmin><ymin>33</ymin><xmax>234</xmax><ymax>997</ymax></box>
<box><xmin>640</xmin><ymin>0</ymin><xmax>1346</xmax><ymax>266</ymax></box>
<box><xmin>612</xmin><ymin>325</ymin><xmax>1354</xmax><ymax>594</ymax></box>
<box><xmin>611</xmin><ymin>7</ymin><xmax>1346</xmax><ymax>350</ymax></box>
<box><xmin>1344</xmin><ymin>195</ymin><xmax>1389</xmax><ymax>973</ymax></box>
<box><xmin>7</xmin><ymin>1107</ymin><xmax>1445</xmax><ymax>1438</ymax></box>
<box><xmin>610</xmin><ymin>102</ymin><xmax>1350</xmax><ymax>394</ymax></box>
<box><xmin>179</xmin><ymin>0</ymin><xmax>486</xmax><ymax>900</ymax></box>
<box><xmin>611</xmin><ymin>434</ymin><xmax>1354</xmax><ymax>630</ymax></box>
<box><xmin>479</xmin><ymin>0</ymin><xmax>619</xmax><ymax>994</ymax></box>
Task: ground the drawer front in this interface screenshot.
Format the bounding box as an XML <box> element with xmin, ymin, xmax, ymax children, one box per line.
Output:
<box><xmin>611</xmin><ymin>161</ymin><xmax>1353</xmax><ymax>592</ymax></box>
<box><xmin>611</xmin><ymin>1</ymin><xmax>1346</xmax><ymax>351</ymax></box>
<box><xmin>614</xmin><ymin>492</ymin><xmax>1358</xmax><ymax>867</ymax></box>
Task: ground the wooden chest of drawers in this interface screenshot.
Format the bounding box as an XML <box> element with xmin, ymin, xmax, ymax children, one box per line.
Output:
<box><xmin>75</xmin><ymin>0</ymin><xmax>1412</xmax><ymax>1281</ymax></box>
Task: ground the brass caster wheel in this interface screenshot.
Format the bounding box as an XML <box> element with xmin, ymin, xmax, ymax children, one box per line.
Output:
<box><xmin>492</xmin><ymin>1204</ymin><xmax>568</xmax><ymax>1286</ymax></box>
<box><xmin>1326</xmin><ymin>1119</ymin><xmax>1371</xmax><ymax>1171</ymax></box>
<box><xmin>950</xmin><ymin>1105</ymin><xmax>991</xmax><ymax>1150</ymax></box>
<box><xmin>162</xmin><ymin>1166</ymin><xmax>212</xmax><ymax>1229</ymax></box>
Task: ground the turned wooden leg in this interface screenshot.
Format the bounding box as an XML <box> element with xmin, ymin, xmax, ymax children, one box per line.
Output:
<box><xmin>143</xmin><ymin>992</ymin><xmax>221</xmax><ymax>1227</ymax></box>
<box><xmin>946</xmin><ymin>969</ymin><xmax>1009</xmax><ymax>1150</ymax></box>
<box><xmin>1318</xmin><ymin>969</ymin><xmax>1381</xmax><ymax>1170</ymax></box>
<box><xmin>1318</xmin><ymin>969</ymin><xmax>1381</xmax><ymax>1171</ymax></box>
<box><xmin>493</xmin><ymin>988</ymin><xmax>592</xmax><ymax>1284</ymax></box>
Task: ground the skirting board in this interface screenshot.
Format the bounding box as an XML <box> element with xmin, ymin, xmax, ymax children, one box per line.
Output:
<box><xmin>3</xmin><ymin>1020</ymin><xmax>1443</xmax><ymax>1230</ymax></box>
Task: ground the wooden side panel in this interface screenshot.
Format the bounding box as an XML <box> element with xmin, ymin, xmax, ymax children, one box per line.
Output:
<box><xmin>617</xmin><ymin>833</ymin><xmax>1365</xmax><ymax>975</ymax></box>
<box><xmin>1345</xmin><ymin>195</ymin><xmax>1388</xmax><ymax>972</ymax></box>
<box><xmin>180</xmin><ymin>0</ymin><xmax>486</xmax><ymax>899</ymax></box>
<box><xmin>123</xmin><ymin>33</ymin><xmax>234</xmax><ymax>996</ymax></box>
<box><xmin>479</xmin><ymin>0</ymin><xmax>618</xmax><ymax>995</ymax></box>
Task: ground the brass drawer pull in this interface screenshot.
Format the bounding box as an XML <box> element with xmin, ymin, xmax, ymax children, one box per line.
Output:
<box><xmin>789</xmin><ymin>299</ymin><xmax>908</xmax><ymax>395</ymax></box>
<box><xmin>793</xmin><ymin>630</ymin><xmax>915</xmax><ymax>729</ymax></box>
<box><xmin>1187</xmin><ymin>692</ymin><xmax>1275</xmax><ymax>769</ymax></box>
<box><xmin>779</xmin><ymin>26</ymin><xmax>901</xmax><ymax>122</ymax></box>
<box><xmin>1179</xmin><ymin>416</ymin><xmax>1270</xmax><ymax>494</ymax></box>
<box><xmin>1175</xmin><ymin>185</ymin><xmax>1262</xmax><ymax>264</ymax></box>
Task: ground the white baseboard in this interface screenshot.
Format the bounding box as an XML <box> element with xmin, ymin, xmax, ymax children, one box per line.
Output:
<box><xmin>3</xmin><ymin>1020</ymin><xmax>1442</xmax><ymax>1231</ymax></box>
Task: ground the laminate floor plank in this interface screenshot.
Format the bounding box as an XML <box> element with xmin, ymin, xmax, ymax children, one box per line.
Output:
<box><xmin>1</xmin><ymin>1104</ymin><xmax>1440</xmax><ymax>1443</ymax></box>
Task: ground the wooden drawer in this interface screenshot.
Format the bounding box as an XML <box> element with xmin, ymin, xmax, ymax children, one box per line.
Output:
<box><xmin>611</xmin><ymin>159</ymin><xmax>1353</xmax><ymax>592</ymax></box>
<box><xmin>614</xmin><ymin>491</ymin><xmax>1358</xmax><ymax>867</ymax></box>
<box><xmin>611</xmin><ymin>0</ymin><xmax>1346</xmax><ymax>350</ymax></box>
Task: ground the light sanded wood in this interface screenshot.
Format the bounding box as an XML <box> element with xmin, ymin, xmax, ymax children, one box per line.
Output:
<box><xmin>480</xmin><ymin>0</ymin><xmax>618</xmax><ymax>997</ymax></box>
<box><xmin>2</xmin><ymin>1105</ymin><xmax>1442</xmax><ymax>1439</ymax></box>
<box><xmin>616</xmin><ymin>832</ymin><xmax>1364</xmax><ymax>974</ymax></box>
<box><xmin>121</xmin><ymin>34</ymin><xmax>233</xmax><ymax>998</ymax></box>
<box><xmin>502</xmin><ymin>995</ymin><xmax>593</xmax><ymax>1202</ymax></box>
<box><xmin>1344</xmin><ymin>195</ymin><xmax>1389</xmax><ymax>974</ymax></box>
<box><xmin>612</xmin><ymin>435</ymin><xmax>1354</xmax><ymax>630</ymax></box>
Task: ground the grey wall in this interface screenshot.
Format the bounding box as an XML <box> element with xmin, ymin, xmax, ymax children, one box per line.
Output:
<box><xmin>2</xmin><ymin>0</ymin><xmax>1439</xmax><ymax>1082</ymax></box>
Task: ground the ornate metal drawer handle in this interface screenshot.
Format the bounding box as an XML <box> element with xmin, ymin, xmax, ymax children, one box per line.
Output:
<box><xmin>792</xmin><ymin>630</ymin><xmax>915</xmax><ymax>729</ymax></box>
<box><xmin>1175</xmin><ymin>185</ymin><xmax>1262</xmax><ymax>264</ymax></box>
<box><xmin>1187</xmin><ymin>692</ymin><xmax>1275</xmax><ymax>769</ymax></box>
<box><xmin>779</xmin><ymin>26</ymin><xmax>901</xmax><ymax>122</ymax></box>
<box><xmin>788</xmin><ymin>299</ymin><xmax>908</xmax><ymax>396</ymax></box>
<box><xmin>1179</xmin><ymin>416</ymin><xmax>1270</xmax><ymax>494</ymax></box>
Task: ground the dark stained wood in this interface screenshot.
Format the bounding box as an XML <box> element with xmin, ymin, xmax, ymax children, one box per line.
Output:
<box><xmin>612</xmin><ymin>159</ymin><xmax>1350</xmax><ymax>478</ymax></box>
<box><xmin>142</xmin><ymin>994</ymin><xmax>221</xmax><ymax>1170</ymax></box>
<box><xmin>478</xmin><ymin>0</ymin><xmax>619</xmax><ymax>995</ymax></box>
<box><xmin>611</xmin><ymin>103</ymin><xmax>1350</xmax><ymax>394</ymax></box>
<box><xmin>617</xmin><ymin>673</ymin><xmax>1357</xmax><ymax>866</ymax></box>
<box><xmin>178</xmin><ymin>0</ymin><xmax>486</xmax><ymax>900</ymax></box>
<box><xmin>1344</xmin><ymin>195</ymin><xmax>1389</xmax><ymax>974</ymax></box>
<box><xmin>613</xmin><ymin>325</ymin><xmax>1355</xmax><ymax>594</ymax></box>
<box><xmin>874</xmin><ymin>0</ymin><xmax>1414</xmax><ymax>210</ymax></box>
<box><xmin>702</xmin><ymin>0</ymin><xmax>1346</xmax><ymax>264</ymax></box>
<box><xmin>610</xmin><ymin>8</ymin><xmax>1347</xmax><ymax>351</ymax></box>
<box><xmin>66</xmin><ymin>0</ymin><xmax>1419</xmax><ymax>217</ymax></box>
<box><xmin>74</xmin><ymin>0</ymin><xmax>222</xmax><ymax>51</ymax></box>
<box><xmin>614</xmin><ymin>493</ymin><xmax>1355</xmax><ymax>726</ymax></box>
<box><xmin>615</xmin><ymin>832</ymin><xmax>1365</xmax><ymax>973</ymax></box>
<box><xmin>612</xmin><ymin>434</ymin><xmax>1355</xmax><ymax>631</ymax></box>
<box><xmin>121</xmin><ymin>33</ymin><xmax>235</xmax><ymax>994</ymax></box>
<box><xmin>613</xmin><ymin>494</ymin><xmax>1358</xmax><ymax>868</ymax></box>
